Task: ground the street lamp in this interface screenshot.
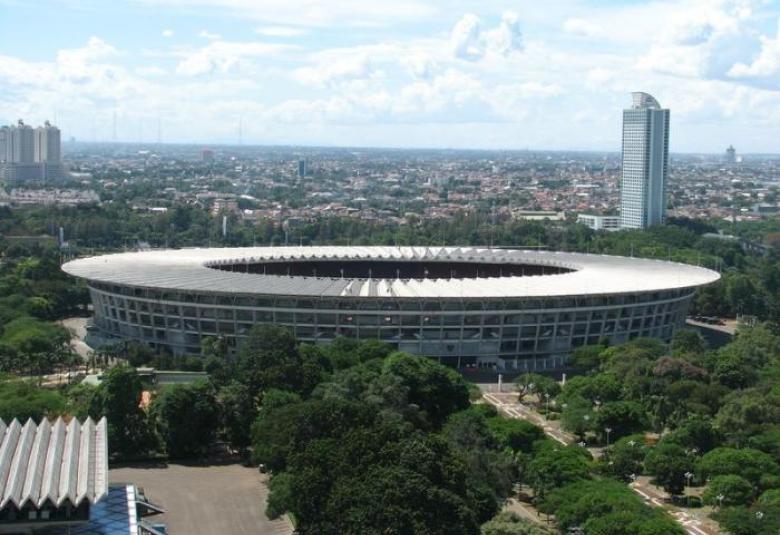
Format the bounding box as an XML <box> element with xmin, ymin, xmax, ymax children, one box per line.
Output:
<box><xmin>604</xmin><ymin>427</ymin><xmax>612</xmax><ymax>448</ymax></box>
<box><xmin>717</xmin><ymin>494</ymin><xmax>725</xmax><ymax>508</ymax></box>
<box><xmin>684</xmin><ymin>472</ymin><xmax>694</xmax><ymax>506</ymax></box>
<box><xmin>544</xmin><ymin>392</ymin><xmax>551</xmax><ymax>419</ymax></box>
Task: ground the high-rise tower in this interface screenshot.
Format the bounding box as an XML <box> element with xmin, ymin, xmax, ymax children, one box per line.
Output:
<box><xmin>725</xmin><ymin>145</ymin><xmax>736</xmax><ymax>164</ymax></box>
<box><xmin>35</xmin><ymin>121</ymin><xmax>61</xmax><ymax>163</ymax></box>
<box><xmin>619</xmin><ymin>92</ymin><xmax>670</xmax><ymax>229</ymax></box>
<box><xmin>10</xmin><ymin>119</ymin><xmax>35</xmax><ymax>164</ymax></box>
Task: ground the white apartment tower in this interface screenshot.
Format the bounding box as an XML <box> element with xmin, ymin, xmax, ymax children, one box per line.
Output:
<box><xmin>619</xmin><ymin>92</ymin><xmax>670</xmax><ymax>229</ymax></box>
<box><xmin>35</xmin><ymin>121</ymin><xmax>61</xmax><ymax>163</ymax></box>
<box><xmin>0</xmin><ymin>119</ymin><xmax>62</xmax><ymax>181</ymax></box>
<box><xmin>10</xmin><ymin>120</ymin><xmax>35</xmax><ymax>164</ymax></box>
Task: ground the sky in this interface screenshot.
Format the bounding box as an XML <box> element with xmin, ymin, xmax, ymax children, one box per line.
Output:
<box><xmin>1</xmin><ymin>0</ymin><xmax>780</xmax><ymax>153</ymax></box>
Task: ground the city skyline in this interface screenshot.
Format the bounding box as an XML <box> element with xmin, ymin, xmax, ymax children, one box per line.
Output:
<box><xmin>1</xmin><ymin>1</ymin><xmax>780</xmax><ymax>153</ymax></box>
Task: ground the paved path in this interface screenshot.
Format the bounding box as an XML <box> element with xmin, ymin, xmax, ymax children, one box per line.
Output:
<box><xmin>502</xmin><ymin>498</ymin><xmax>547</xmax><ymax>525</ymax></box>
<box><xmin>480</xmin><ymin>390</ymin><xmax>720</xmax><ymax>535</ymax></box>
<box><xmin>110</xmin><ymin>463</ymin><xmax>294</xmax><ymax>535</ymax></box>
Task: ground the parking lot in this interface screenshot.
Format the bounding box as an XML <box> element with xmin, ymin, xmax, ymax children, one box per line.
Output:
<box><xmin>109</xmin><ymin>463</ymin><xmax>293</xmax><ymax>535</ymax></box>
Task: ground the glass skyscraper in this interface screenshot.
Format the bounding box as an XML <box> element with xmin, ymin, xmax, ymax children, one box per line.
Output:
<box><xmin>620</xmin><ymin>92</ymin><xmax>669</xmax><ymax>229</ymax></box>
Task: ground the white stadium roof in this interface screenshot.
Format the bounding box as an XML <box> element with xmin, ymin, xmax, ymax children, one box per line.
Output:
<box><xmin>0</xmin><ymin>417</ymin><xmax>108</xmax><ymax>509</ymax></box>
<box><xmin>62</xmin><ymin>246</ymin><xmax>720</xmax><ymax>299</ymax></box>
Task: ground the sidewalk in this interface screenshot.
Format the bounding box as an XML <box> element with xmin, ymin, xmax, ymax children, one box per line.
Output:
<box><xmin>479</xmin><ymin>388</ymin><xmax>721</xmax><ymax>535</ymax></box>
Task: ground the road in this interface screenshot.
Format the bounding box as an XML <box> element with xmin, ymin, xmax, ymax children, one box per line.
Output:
<box><xmin>479</xmin><ymin>387</ymin><xmax>720</xmax><ymax>535</ymax></box>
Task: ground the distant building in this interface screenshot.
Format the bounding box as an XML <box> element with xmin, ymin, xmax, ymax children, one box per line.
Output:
<box><xmin>577</xmin><ymin>213</ymin><xmax>620</xmax><ymax>231</ymax></box>
<box><xmin>0</xmin><ymin>119</ymin><xmax>63</xmax><ymax>181</ymax></box>
<box><xmin>201</xmin><ymin>148</ymin><xmax>215</xmax><ymax>162</ymax></box>
<box><xmin>35</xmin><ymin>121</ymin><xmax>61</xmax><ymax>163</ymax></box>
<box><xmin>212</xmin><ymin>198</ymin><xmax>239</xmax><ymax>216</ymax></box>
<box><xmin>513</xmin><ymin>210</ymin><xmax>565</xmax><ymax>221</ymax></box>
<box><xmin>10</xmin><ymin>119</ymin><xmax>35</xmax><ymax>163</ymax></box>
<box><xmin>619</xmin><ymin>92</ymin><xmax>669</xmax><ymax>229</ymax></box>
<box><xmin>298</xmin><ymin>159</ymin><xmax>306</xmax><ymax>178</ymax></box>
<box><xmin>725</xmin><ymin>145</ymin><xmax>736</xmax><ymax>164</ymax></box>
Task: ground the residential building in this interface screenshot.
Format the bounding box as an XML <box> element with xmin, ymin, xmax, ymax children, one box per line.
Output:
<box><xmin>0</xmin><ymin>120</ymin><xmax>63</xmax><ymax>181</ymax></box>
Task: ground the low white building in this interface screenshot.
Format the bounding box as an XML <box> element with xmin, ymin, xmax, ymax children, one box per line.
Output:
<box><xmin>577</xmin><ymin>213</ymin><xmax>621</xmax><ymax>232</ymax></box>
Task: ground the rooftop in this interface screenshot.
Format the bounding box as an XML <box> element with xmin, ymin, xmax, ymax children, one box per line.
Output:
<box><xmin>0</xmin><ymin>417</ymin><xmax>108</xmax><ymax>510</ymax></box>
<box><xmin>63</xmin><ymin>246</ymin><xmax>720</xmax><ymax>299</ymax></box>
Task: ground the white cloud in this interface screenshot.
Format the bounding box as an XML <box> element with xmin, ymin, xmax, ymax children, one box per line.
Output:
<box><xmin>562</xmin><ymin>18</ymin><xmax>603</xmax><ymax>38</ymax></box>
<box><xmin>138</xmin><ymin>0</ymin><xmax>437</xmax><ymax>28</ymax></box>
<box><xmin>636</xmin><ymin>0</ymin><xmax>762</xmax><ymax>80</ymax></box>
<box><xmin>254</xmin><ymin>26</ymin><xmax>307</xmax><ymax>37</ymax></box>
<box><xmin>135</xmin><ymin>66</ymin><xmax>167</xmax><ymax>76</ymax></box>
<box><xmin>451</xmin><ymin>14</ymin><xmax>482</xmax><ymax>60</ymax></box>
<box><xmin>484</xmin><ymin>11</ymin><xmax>523</xmax><ymax>56</ymax></box>
<box><xmin>728</xmin><ymin>21</ymin><xmax>780</xmax><ymax>78</ymax></box>
<box><xmin>450</xmin><ymin>12</ymin><xmax>523</xmax><ymax>61</ymax></box>
<box><xmin>175</xmin><ymin>40</ymin><xmax>295</xmax><ymax>76</ymax></box>
<box><xmin>198</xmin><ymin>30</ymin><xmax>221</xmax><ymax>40</ymax></box>
<box><xmin>162</xmin><ymin>29</ymin><xmax>174</xmax><ymax>37</ymax></box>
<box><xmin>293</xmin><ymin>54</ymin><xmax>374</xmax><ymax>87</ymax></box>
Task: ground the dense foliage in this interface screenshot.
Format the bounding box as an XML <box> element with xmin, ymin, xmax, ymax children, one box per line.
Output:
<box><xmin>546</xmin><ymin>326</ymin><xmax>780</xmax><ymax>534</ymax></box>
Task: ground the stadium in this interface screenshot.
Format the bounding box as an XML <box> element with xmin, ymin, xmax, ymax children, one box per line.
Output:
<box><xmin>62</xmin><ymin>246</ymin><xmax>720</xmax><ymax>371</ymax></box>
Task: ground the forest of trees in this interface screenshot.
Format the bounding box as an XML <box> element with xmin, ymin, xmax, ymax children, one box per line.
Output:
<box><xmin>7</xmin><ymin>323</ymin><xmax>779</xmax><ymax>533</ymax></box>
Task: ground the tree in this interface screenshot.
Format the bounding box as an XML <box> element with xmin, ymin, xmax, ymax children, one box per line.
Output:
<box><xmin>486</xmin><ymin>417</ymin><xmax>544</xmax><ymax>454</ymax></box>
<box><xmin>218</xmin><ymin>381</ymin><xmax>256</xmax><ymax>451</ymax></box>
<box><xmin>513</xmin><ymin>373</ymin><xmax>560</xmax><ymax>402</ymax></box>
<box><xmin>702</xmin><ymin>475</ymin><xmax>755</xmax><ymax>507</ymax></box>
<box><xmin>323</xmin><ymin>464</ymin><xmax>480</xmax><ymax>535</ymax></box>
<box><xmin>382</xmin><ymin>352</ymin><xmax>470</xmax><ymax>427</ymax></box>
<box><xmin>560</xmin><ymin>396</ymin><xmax>596</xmax><ymax>439</ymax></box>
<box><xmin>480</xmin><ymin>512</ymin><xmax>556</xmax><ymax>535</ymax></box>
<box><xmin>0</xmin><ymin>378</ymin><xmax>66</xmax><ymax>421</ymax></box>
<box><xmin>526</xmin><ymin>445</ymin><xmax>591</xmax><ymax>498</ymax></box>
<box><xmin>594</xmin><ymin>401</ymin><xmax>647</xmax><ymax>442</ymax></box>
<box><xmin>664</xmin><ymin>415</ymin><xmax>721</xmax><ymax>453</ymax></box>
<box><xmin>89</xmin><ymin>364</ymin><xmax>153</xmax><ymax>459</ymax></box>
<box><xmin>559</xmin><ymin>373</ymin><xmax>621</xmax><ymax>405</ymax></box>
<box><xmin>697</xmin><ymin>447</ymin><xmax>780</xmax><ymax>487</ymax></box>
<box><xmin>644</xmin><ymin>442</ymin><xmax>693</xmax><ymax>496</ymax></box>
<box><xmin>758</xmin><ymin>489</ymin><xmax>780</xmax><ymax>507</ymax></box>
<box><xmin>539</xmin><ymin>479</ymin><xmax>683</xmax><ymax>535</ymax></box>
<box><xmin>151</xmin><ymin>380</ymin><xmax>220</xmax><ymax>458</ymax></box>
<box><xmin>354</xmin><ymin>340</ymin><xmax>394</xmax><ymax>362</ymax></box>
<box><xmin>236</xmin><ymin>325</ymin><xmax>327</xmax><ymax>397</ymax></box>
<box><xmin>570</xmin><ymin>344</ymin><xmax>606</xmax><ymax>371</ymax></box>
<box><xmin>714</xmin><ymin>505</ymin><xmax>780</xmax><ymax>535</ymax></box>
<box><xmin>671</xmin><ymin>329</ymin><xmax>707</xmax><ymax>358</ymax></box>
<box><xmin>584</xmin><ymin>510</ymin><xmax>685</xmax><ymax>535</ymax></box>
<box><xmin>442</xmin><ymin>409</ymin><xmax>515</xmax><ymax>522</ymax></box>
<box><xmin>604</xmin><ymin>434</ymin><xmax>648</xmax><ymax>482</ymax></box>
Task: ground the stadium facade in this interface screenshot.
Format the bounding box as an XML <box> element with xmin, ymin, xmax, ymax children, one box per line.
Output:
<box><xmin>63</xmin><ymin>246</ymin><xmax>719</xmax><ymax>371</ymax></box>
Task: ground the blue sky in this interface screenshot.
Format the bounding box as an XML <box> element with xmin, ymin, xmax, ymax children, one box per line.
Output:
<box><xmin>1</xmin><ymin>0</ymin><xmax>779</xmax><ymax>152</ymax></box>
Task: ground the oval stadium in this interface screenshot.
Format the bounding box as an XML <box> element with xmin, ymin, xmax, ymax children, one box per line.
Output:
<box><xmin>62</xmin><ymin>246</ymin><xmax>720</xmax><ymax>371</ymax></box>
